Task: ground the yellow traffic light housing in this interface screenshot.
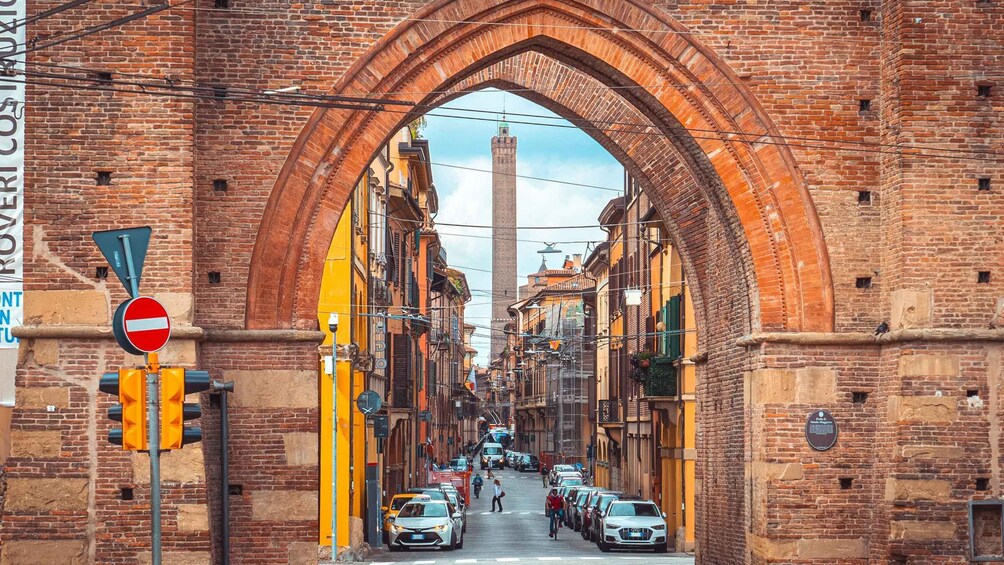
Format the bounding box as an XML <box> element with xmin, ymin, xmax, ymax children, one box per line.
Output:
<box><xmin>118</xmin><ymin>368</ymin><xmax>147</xmax><ymax>451</ymax></box>
<box><xmin>160</xmin><ymin>367</ymin><xmax>186</xmax><ymax>450</ymax></box>
<box><xmin>160</xmin><ymin>368</ymin><xmax>210</xmax><ymax>450</ymax></box>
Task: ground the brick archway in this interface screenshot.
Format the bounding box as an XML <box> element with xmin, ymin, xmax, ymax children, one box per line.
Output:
<box><xmin>246</xmin><ymin>0</ymin><xmax>834</xmax><ymax>336</ymax></box>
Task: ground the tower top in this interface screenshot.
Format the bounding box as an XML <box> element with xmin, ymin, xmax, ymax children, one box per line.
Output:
<box><xmin>498</xmin><ymin>119</ymin><xmax>510</xmax><ymax>137</ymax></box>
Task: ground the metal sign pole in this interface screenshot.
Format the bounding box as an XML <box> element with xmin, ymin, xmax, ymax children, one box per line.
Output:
<box><xmin>120</xmin><ymin>233</ymin><xmax>161</xmax><ymax>564</ymax></box>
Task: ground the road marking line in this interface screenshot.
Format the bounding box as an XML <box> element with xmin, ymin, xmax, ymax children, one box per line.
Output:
<box><xmin>580</xmin><ymin>558</ymin><xmax>603</xmax><ymax>561</ymax></box>
<box><xmin>519</xmin><ymin>511</ymin><xmax>530</xmax><ymax>514</ymax></box>
<box><xmin>480</xmin><ymin>511</ymin><xmax>491</xmax><ymax>515</ymax></box>
<box><xmin>502</xmin><ymin>511</ymin><xmax>512</xmax><ymax>514</ymax></box>
<box><xmin>536</xmin><ymin>558</ymin><xmax>561</xmax><ymax>561</ymax></box>
<box><xmin>413</xmin><ymin>561</ymin><xmax>437</xmax><ymax>564</ymax></box>
<box><xmin>455</xmin><ymin>560</ymin><xmax>478</xmax><ymax>564</ymax></box>
<box><xmin>496</xmin><ymin>559</ymin><xmax>520</xmax><ymax>563</ymax></box>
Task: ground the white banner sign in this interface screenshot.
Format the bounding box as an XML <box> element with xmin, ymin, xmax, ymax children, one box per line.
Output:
<box><xmin>0</xmin><ymin>0</ymin><xmax>25</xmax><ymax>405</ymax></box>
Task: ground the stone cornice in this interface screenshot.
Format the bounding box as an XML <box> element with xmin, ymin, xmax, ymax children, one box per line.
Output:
<box><xmin>13</xmin><ymin>325</ymin><xmax>325</xmax><ymax>343</ymax></box>
<box><xmin>738</xmin><ymin>328</ymin><xmax>1004</xmax><ymax>347</ymax></box>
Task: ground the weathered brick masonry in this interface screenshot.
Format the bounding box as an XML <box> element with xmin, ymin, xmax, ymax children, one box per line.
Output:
<box><xmin>5</xmin><ymin>0</ymin><xmax>1003</xmax><ymax>563</ymax></box>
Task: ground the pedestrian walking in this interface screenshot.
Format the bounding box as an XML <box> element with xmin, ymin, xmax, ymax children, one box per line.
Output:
<box><xmin>540</xmin><ymin>463</ymin><xmax>549</xmax><ymax>488</ymax></box>
<box><xmin>491</xmin><ymin>479</ymin><xmax>505</xmax><ymax>512</ymax></box>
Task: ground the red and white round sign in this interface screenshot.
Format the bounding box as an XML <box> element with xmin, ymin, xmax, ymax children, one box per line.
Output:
<box><xmin>120</xmin><ymin>296</ymin><xmax>172</xmax><ymax>353</ymax></box>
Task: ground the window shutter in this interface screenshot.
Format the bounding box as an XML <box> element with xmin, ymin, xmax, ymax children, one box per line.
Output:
<box><xmin>668</xmin><ymin>294</ymin><xmax>682</xmax><ymax>360</ymax></box>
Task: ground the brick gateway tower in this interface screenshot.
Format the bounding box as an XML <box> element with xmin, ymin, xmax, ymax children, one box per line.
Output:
<box><xmin>490</xmin><ymin>120</ymin><xmax>517</xmax><ymax>369</ymax></box>
<box><xmin>6</xmin><ymin>1</ymin><xmax>1003</xmax><ymax>564</ymax></box>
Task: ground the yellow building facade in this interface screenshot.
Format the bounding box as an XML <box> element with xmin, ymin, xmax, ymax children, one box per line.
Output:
<box><xmin>317</xmin><ymin>172</ymin><xmax>370</xmax><ymax>547</ymax></box>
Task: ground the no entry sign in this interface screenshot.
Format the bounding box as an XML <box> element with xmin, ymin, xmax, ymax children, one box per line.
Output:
<box><xmin>113</xmin><ymin>296</ymin><xmax>172</xmax><ymax>355</ymax></box>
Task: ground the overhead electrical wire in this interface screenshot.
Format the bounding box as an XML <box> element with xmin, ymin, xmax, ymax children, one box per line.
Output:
<box><xmin>3</xmin><ymin>64</ymin><xmax>1000</xmax><ymax>162</ymax></box>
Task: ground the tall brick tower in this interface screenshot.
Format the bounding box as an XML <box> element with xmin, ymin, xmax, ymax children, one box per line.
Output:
<box><xmin>491</xmin><ymin>120</ymin><xmax>517</xmax><ymax>365</ymax></box>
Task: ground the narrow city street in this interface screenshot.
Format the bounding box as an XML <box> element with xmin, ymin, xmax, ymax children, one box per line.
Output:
<box><xmin>365</xmin><ymin>470</ymin><xmax>694</xmax><ymax>565</ymax></box>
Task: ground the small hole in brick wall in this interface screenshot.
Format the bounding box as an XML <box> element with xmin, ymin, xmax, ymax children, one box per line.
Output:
<box><xmin>978</xmin><ymin>177</ymin><xmax>991</xmax><ymax>191</ymax></box>
<box><xmin>95</xmin><ymin>266</ymin><xmax>108</xmax><ymax>280</ymax></box>
<box><xmin>213</xmin><ymin>85</ymin><xmax>228</xmax><ymax>99</ymax></box>
<box><xmin>208</xmin><ymin>272</ymin><xmax>221</xmax><ymax>284</ymax></box>
<box><xmin>228</xmin><ymin>484</ymin><xmax>243</xmax><ymax>495</ymax></box>
<box><xmin>968</xmin><ymin>389</ymin><xmax>980</xmax><ymax>398</ymax></box>
<box><xmin>855</xmin><ymin>277</ymin><xmax>872</xmax><ymax>289</ymax></box>
<box><xmin>120</xmin><ymin>487</ymin><xmax>134</xmax><ymax>500</ymax></box>
<box><xmin>840</xmin><ymin>477</ymin><xmax>853</xmax><ymax>489</ymax></box>
<box><xmin>95</xmin><ymin>71</ymin><xmax>113</xmax><ymax>83</ymax></box>
<box><xmin>852</xmin><ymin>391</ymin><xmax>868</xmax><ymax>403</ymax></box>
<box><xmin>858</xmin><ymin>99</ymin><xmax>872</xmax><ymax>112</ymax></box>
<box><xmin>978</xmin><ymin>84</ymin><xmax>992</xmax><ymax>98</ymax></box>
<box><xmin>214</xmin><ymin>0</ymin><xmax>229</xmax><ymax>7</ymax></box>
<box><xmin>213</xmin><ymin>179</ymin><xmax>228</xmax><ymax>192</ymax></box>
<box><xmin>978</xmin><ymin>271</ymin><xmax>991</xmax><ymax>284</ymax></box>
<box><xmin>858</xmin><ymin>191</ymin><xmax>872</xmax><ymax>204</ymax></box>
<box><xmin>96</xmin><ymin>171</ymin><xmax>112</xmax><ymax>185</ymax></box>
<box><xmin>977</xmin><ymin>478</ymin><xmax>990</xmax><ymax>491</ymax></box>
<box><xmin>210</xmin><ymin>393</ymin><xmax>221</xmax><ymax>408</ymax></box>
<box><xmin>859</xmin><ymin>9</ymin><xmax>872</xmax><ymax>21</ymax></box>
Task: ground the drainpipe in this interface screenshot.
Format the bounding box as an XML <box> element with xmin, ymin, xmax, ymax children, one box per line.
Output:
<box><xmin>212</xmin><ymin>380</ymin><xmax>235</xmax><ymax>565</ymax></box>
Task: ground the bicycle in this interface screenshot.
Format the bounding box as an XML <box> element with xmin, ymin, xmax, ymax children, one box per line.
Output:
<box><xmin>548</xmin><ymin>508</ymin><xmax>564</xmax><ymax>539</ymax></box>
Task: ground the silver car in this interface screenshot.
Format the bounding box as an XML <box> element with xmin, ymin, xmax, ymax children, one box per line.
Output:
<box><xmin>597</xmin><ymin>500</ymin><xmax>669</xmax><ymax>553</ymax></box>
<box><xmin>387</xmin><ymin>500</ymin><xmax>464</xmax><ymax>551</ymax></box>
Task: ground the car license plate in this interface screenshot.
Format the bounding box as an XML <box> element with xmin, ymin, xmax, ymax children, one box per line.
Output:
<box><xmin>413</xmin><ymin>533</ymin><xmax>424</xmax><ymax>540</ymax></box>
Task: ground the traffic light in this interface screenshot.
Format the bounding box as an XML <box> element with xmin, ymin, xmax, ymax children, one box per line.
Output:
<box><xmin>160</xmin><ymin>368</ymin><xmax>211</xmax><ymax>450</ymax></box>
<box><xmin>100</xmin><ymin>368</ymin><xmax>148</xmax><ymax>450</ymax></box>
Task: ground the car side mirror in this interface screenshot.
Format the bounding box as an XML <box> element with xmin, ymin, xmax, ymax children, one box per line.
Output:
<box><xmin>453</xmin><ymin>512</ymin><xmax>462</xmax><ymax>519</ymax></box>
<box><xmin>381</xmin><ymin>506</ymin><xmax>388</xmax><ymax>513</ymax></box>
<box><xmin>662</xmin><ymin>512</ymin><xmax>667</xmax><ymax>518</ymax></box>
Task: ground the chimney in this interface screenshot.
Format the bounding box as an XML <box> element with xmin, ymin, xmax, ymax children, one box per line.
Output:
<box><xmin>572</xmin><ymin>254</ymin><xmax>582</xmax><ymax>272</ymax></box>
<box><xmin>563</xmin><ymin>254</ymin><xmax>573</xmax><ymax>270</ymax></box>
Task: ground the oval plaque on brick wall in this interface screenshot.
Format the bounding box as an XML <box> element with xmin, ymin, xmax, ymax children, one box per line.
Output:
<box><xmin>805</xmin><ymin>410</ymin><xmax>838</xmax><ymax>451</ymax></box>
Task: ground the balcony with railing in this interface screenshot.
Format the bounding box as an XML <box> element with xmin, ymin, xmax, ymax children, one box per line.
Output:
<box><xmin>642</xmin><ymin>356</ymin><xmax>678</xmax><ymax>399</ymax></box>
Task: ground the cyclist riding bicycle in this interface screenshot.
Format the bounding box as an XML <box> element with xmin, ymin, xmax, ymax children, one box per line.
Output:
<box><xmin>546</xmin><ymin>488</ymin><xmax>564</xmax><ymax>539</ymax></box>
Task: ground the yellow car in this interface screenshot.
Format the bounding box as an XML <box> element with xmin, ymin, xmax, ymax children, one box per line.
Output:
<box><xmin>382</xmin><ymin>493</ymin><xmax>425</xmax><ymax>543</ymax></box>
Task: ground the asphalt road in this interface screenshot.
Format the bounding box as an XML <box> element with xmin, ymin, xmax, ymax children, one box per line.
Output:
<box><xmin>364</xmin><ymin>469</ymin><xmax>694</xmax><ymax>565</ymax></box>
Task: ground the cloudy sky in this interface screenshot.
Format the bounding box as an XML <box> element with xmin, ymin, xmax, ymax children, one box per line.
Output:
<box><xmin>421</xmin><ymin>88</ymin><xmax>623</xmax><ymax>365</ymax></box>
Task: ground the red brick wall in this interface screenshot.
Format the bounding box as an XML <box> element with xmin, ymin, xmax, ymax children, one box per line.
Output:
<box><xmin>7</xmin><ymin>0</ymin><xmax>1003</xmax><ymax>563</ymax></box>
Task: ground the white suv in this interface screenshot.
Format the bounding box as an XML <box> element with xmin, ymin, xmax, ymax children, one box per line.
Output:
<box><xmin>597</xmin><ymin>500</ymin><xmax>668</xmax><ymax>553</ymax></box>
<box><xmin>388</xmin><ymin>500</ymin><xmax>464</xmax><ymax>552</ymax></box>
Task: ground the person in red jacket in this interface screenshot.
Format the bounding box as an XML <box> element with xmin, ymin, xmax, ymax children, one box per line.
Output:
<box><xmin>546</xmin><ymin>488</ymin><xmax>564</xmax><ymax>538</ymax></box>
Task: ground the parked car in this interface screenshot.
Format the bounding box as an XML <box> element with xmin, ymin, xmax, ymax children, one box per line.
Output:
<box><xmin>516</xmin><ymin>453</ymin><xmax>540</xmax><ymax>472</ymax></box>
<box><xmin>563</xmin><ymin>486</ymin><xmax>587</xmax><ymax>527</ymax></box>
<box><xmin>505</xmin><ymin>450</ymin><xmax>520</xmax><ymax>468</ymax></box>
<box><xmin>448</xmin><ymin>456</ymin><xmax>470</xmax><ymax>472</ymax></box>
<box><xmin>382</xmin><ymin>493</ymin><xmax>427</xmax><ymax>544</ymax></box>
<box><xmin>406</xmin><ymin>487</ymin><xmax>449</xmax><ymax>502</ymax></box>
<box><xmin>481</xmin><ymin>442</ymin><xmax>505</xmax><ymax>469</ymax></box>
<box><xmin>387</xmin><ymin>499</ymin><xmax>464</xmax><ymax>551</ymax></box>
<box><xmin>588</xmin><ymin>492</ymin><xmax>623</xmax><ymax>543</ymax></box>
<box><xmin>596</xmin><ymin>499</ymin><xmax>668</xmax><ymax>553</ymax></box>
<box><xmin>556</xmin><ymin>474</ymin><xmax>584</xmax><ymax>489</ymax></box>
<box><xmin>442</xmin><ymin>489</ymin><xmax>467</xmax><ymax>532</ymax></box>
<box><xmin>571</xmin><ymin>487</ymin><xmax>598</xmax><ymax>531</ymax></box>
<box><xmin>549</xmin><ymin>464</ymin><xmax>578</xmax><ymax>485</ymax></box>
<box><xmin>581</xmin><ymin>490</ymin><xmax>616</xmax><ymax>540</ymax></box>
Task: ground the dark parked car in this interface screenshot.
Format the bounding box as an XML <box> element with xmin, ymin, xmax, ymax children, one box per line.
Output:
<box><xmin>516</xmin><ymin>454</ymin><xmax>540</xmax><ymax>472</ymax></box>
<box><xmin>580</xmin><ymin>489</ymin><xmax>613</xmax><ymax>540</ymax></box>
<box><xmin>571</xmin><ymin>487</ymin><xmax>598</xmax><ymax>531</ymax></box>
<box><xmin>588</xmin><ymin>492</ymin><xmax>623</xmax><ymax>543</ymax></box>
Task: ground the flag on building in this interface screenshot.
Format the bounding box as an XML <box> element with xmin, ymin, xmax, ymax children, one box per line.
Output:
<box><xmin>465</xmin><ymin>367</ymin><xmax>477</xmax><ymax>393</ymax></box>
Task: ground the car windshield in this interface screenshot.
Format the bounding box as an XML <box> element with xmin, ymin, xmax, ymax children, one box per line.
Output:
<box><xmin>445</xmin><ymin>492</ymin><xmax>459</xmax><ymax>506</ymax></box>
<box><xmin>390</xmin><ymin>497</ymin><xmax>413</xmax><ymax>510</ymax></box>
<box><xmin>560</xmin><ymin>479</ymin><xmax>583</xmax><ymax>486</ymax></box>
<box><xmin>450</xmin><ymin>458</ymin><xmax>467</xmax><ymax>467</ymax></box>
<box><xmin>598</xmin><ymin>496</ymin><xmax>619</xmax><ymax>511</ymax></box>
<box><xmin>577</xmin><ymin>492</ymin><xmax>591</xmax><ymax>504</ymax></box>
<box><xmin>399</xmin><ymin>502</ymin><xmax>448</xmax><ymax>518</ymax></box>
<box><xmin>554</xmin><ymin>465</ymin><xmax>575</xmax><ymax>473</ymax></box>
<box><xmin>421</xmin><ymin>490</ymin><xmax>447</xmax><ymax>501</ymax></box>
<box><xmin>484</xmin><ymin>446</ymin><xmax>502</xmax><ymax>455</ymax></box>
<box><xmin>608</xmin><ymin>502</ymin><xmax>661</xmax><ymax>517</ymax></box>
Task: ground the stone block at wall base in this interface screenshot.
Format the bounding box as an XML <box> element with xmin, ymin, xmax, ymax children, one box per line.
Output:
<box><xmin>1</xmin><ymin>540</ymin><xmax>87</xmax><ymax>565</ymax></box>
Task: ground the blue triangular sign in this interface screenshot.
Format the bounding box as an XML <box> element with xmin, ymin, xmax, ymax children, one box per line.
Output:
<box><xmin>91</xmin><ymin>227</ymin><xmax>152</xmax><ymax>298</ymax></box>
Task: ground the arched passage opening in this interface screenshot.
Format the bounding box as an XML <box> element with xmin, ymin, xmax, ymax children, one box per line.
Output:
<box><xmin>247</xmin><ymin>0</ymin><xmax>834</xmax><ymax>561</ymax></box>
